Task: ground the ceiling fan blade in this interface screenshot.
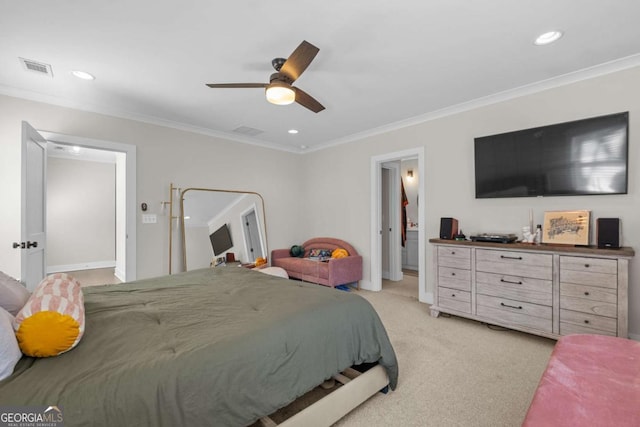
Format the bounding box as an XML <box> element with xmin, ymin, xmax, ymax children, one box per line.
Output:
<box><xmin>293</xmin><ymin>87</ymin><xmax>325</xmax><ymax>113</ymax></box>
<box><xmin>206</xmin><ymin>83</ymin><xmax>267</xmax><ymax>88</ymax></box>
<box><xmin>279</xmin><ymin>40</ymin><xmax>319</xmax><ymax>83</ymax></box>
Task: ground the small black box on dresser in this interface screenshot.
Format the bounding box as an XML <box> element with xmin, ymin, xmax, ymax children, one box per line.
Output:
<box><xmin>439</xmin><ymin>217</ymin><xmax>458</xmax><ymax>240</ymax></box>
<box><xmin>597</xmin><ymin>218</ymin><xmax>621</xmax><ymax>249</ymax></box>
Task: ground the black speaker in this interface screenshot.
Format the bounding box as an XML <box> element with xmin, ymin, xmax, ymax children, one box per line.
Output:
<box><xmin>440</xmin><ymin>217</ymin><xmax>458</xmax><ymax>240</ymax></box>
<box><xmin>597</xmin><ymin>218</ymin><xmax>621</xmax><ymax>249</ymax></box>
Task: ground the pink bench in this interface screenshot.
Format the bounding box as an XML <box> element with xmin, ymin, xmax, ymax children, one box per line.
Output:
<box><xmin>271</xmin><ymin>237</ymin><xmax>363</xmax><ymax>288</ymax></box>
<box><xmin>523</xmin><ymin>334</ymin><xmax>640</xmax><ymax>426</ymax></box>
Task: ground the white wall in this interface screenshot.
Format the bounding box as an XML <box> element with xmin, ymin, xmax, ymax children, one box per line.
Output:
<box><xmin>46</xmin><ymin>157</ymin><xmax>115</xmax><ymax>269</ymax></box>
<box><xmin>301</xmin><ymin>65</ymin><xmax>640</xmax><ymax>337</ymax></box>
<box><xmin>0</xmin><ymin>94</ymin><xmax>305</xmax><ymax>281</ymax></box>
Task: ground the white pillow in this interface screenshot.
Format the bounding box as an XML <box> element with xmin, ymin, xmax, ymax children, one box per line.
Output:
<box><xmin>0</xmin><ymin>271</ymin><xmax>31</xmax><ymax>316</ymax></box>
<box><xmin>0</xmin><ymin>307</ymin><xmax>22</xmax><ymax>380</ymax></box>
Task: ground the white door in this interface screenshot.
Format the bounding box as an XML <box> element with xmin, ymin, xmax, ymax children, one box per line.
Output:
<box><xmin>381</xmin><ymin>168</ymin><xmax>391</xmax><ymax>279</ymax></box>
<box><xmin>21</xmin><ymin>122</ymin><xmax>47</xmax><ymax>290</ymax></box>
<box><xmin>242</xmin><ymin>209</ymin><xmax>264</xmax><ymax>261</ymax></box>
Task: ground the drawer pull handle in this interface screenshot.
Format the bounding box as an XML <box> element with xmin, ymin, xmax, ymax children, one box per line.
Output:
<box><xmin>500</xmin><ymin>278</ymin><xmax>523</xmax><ymax>285</ymax></box>
<box><xmin>584</xmin><ymin>291</ymin><xmax>590</xmax><ymax>296</ymax></box>
<box><xmin>451</xmin><ymin>272</ymin><xmax>456</xmax><ymax>276</ymax></box>
<box><xmin>584</xmin><ymin>264</ymin><xmax>590</xmax><ymax>268</ymax></box>
<box><xmin>451</xmin><ymin>294</ymin><xmax>456</xmax><ymax>297</ymax></box>
<box><xmin>501</xmin><ymin>255</ymin><xmax>523</xmax><ymax>260</ymax></box>
<box><xmin>584</xmin><ymin>320</ymin><xmax>590</xmax><ymax>324</ymax></box>
<box><xmin>500</xmin><ymin>302</ymin><xmax>523</xmax><ymax>310</ymax></box>
<box><xmin>451</xmin><ymin>251</ymin><xmax>456</xmax><ymax>255</ymax></box>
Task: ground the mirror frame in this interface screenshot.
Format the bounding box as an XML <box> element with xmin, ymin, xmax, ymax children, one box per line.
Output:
<box><xmin>179</xmin><ymin>187</ymin><xmax>267</xmax><ymax>271</ymax></box>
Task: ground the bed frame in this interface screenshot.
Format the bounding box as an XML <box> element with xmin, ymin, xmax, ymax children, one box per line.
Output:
<box><xmin>259</xmin><ymin>365</ymin><xmax>389</xmax><ymax>427</ymax></box>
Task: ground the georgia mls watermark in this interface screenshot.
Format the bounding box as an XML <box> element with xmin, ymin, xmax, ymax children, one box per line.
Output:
<box><xmin>0</xmin><ymin>406</ymin><xmax>63</xmax><ymax>427</ymax></box>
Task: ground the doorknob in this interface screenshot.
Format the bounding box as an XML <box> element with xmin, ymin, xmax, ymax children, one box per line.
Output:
<box><xmin>26</xmin><ymin>241</ymin><xmax>38</xmax><ymax>249</ymax></box>
<box><xmin>12</xmin><ymin>242</ymin><xmax>25</xmax><ymax>249</ymax></box>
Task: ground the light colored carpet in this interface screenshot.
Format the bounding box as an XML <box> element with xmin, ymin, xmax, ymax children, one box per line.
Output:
<box><xmin>333</xmin><ymin>289</ymin><xmax>555</xmax><ymax>427</ymax></box>
<box><xmin>61</xmin><ymin>268</ymin><xmax>121</xmax><ymax>286</ymax></box>
<box><xmin>382</xmin><ymin>275</ymin><xmax>418</xmax><ymax>300</ymax></box>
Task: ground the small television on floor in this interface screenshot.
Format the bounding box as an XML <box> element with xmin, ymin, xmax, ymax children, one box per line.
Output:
<box><xmin>210</xmin><ymin>224</ymin><xmax>233</xmax><ymax>256</ymax></box>
<box><xmin>474</xmin><ymin>112</ymin><xmax>629</xmax><ymax>198</ymax></box>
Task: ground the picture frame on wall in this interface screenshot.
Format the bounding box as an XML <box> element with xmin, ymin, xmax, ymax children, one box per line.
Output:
<box><xmin>542</xmin><ymin>210</ymin><xmax>591</xmax><ymax>246</ymax></box>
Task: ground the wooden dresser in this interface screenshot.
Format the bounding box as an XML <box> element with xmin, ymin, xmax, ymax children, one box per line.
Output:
<box><xmin>430</xmin><ymin>239</ymin><xmax>634</xmax><ymax>339</ymax></box>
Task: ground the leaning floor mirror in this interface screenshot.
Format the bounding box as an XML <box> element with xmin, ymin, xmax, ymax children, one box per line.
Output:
<box><xmin>179</xmin><ymin>188</ymin><xmax>267</xmax><ymax>271</ymax></box>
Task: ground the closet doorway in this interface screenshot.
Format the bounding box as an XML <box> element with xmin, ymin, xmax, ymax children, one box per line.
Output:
<box><xmin>370</xmin><ymin>147</ymin><xmax>428</xmax><ymax>304</ymax></box>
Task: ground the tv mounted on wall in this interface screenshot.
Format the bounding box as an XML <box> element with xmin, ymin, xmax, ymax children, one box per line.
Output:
<box><xmin>209</xmin><ymin>224</ymin><xmax>233</xmax><ymax>256</ymax></box>
<box><xmin>474</xmin><ymin>112</ymin><xmax>629</xmax><ymax>199</ymax></box>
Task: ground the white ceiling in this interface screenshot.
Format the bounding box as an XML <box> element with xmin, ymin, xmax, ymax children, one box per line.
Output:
<box><xmin>2</xmin><ymin>1</ymin><xmax>640</xmax><ymax>153</ymax></box>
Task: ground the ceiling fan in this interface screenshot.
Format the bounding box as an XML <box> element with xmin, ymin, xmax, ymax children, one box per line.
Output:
<box><xmin>206</xmin><ymin>40</ymin><xmax>325</xmax><ymax>113</ymax></box>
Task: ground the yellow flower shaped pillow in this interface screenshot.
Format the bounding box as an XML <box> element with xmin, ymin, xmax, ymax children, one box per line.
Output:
<box><xmin>14</xmin><ymin>274</ymin><xmax>85</xmax><ymax>357</ymax></box>
<box><xmin>331</xmin><ymin>248</ymin><xmax>349</xmax><ymax>259</ymax></box>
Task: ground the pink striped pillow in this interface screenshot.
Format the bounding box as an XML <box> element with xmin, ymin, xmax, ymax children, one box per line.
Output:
<box><xmin>34</xmin><ymin>274</ymin><xmax>83</xmax><ymax>304</ymax></box>
<box><xmin>14</xmin><ymin>274</ymin><xmax>85</xmax><ymax>357</ymax></box>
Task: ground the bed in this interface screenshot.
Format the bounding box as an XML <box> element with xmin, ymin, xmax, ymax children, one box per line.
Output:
<box><xmin>0</xmin><ymin>266</ymin><xmax>398</xmax><ymax>426</ymax></box>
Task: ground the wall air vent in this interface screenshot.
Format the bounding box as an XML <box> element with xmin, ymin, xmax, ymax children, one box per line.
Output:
<box><xmin>19</xmin><ymin>57</ymin><xmax>54</xmax><ymax>77</ymax></box>
<box><xmin>232</xmin><ymin>126</ymin><xmax>264</xmax><ymax>136</ymax></box>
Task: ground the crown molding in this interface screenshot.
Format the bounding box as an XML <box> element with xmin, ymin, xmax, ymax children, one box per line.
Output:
<box><xmin>308</xmin><ymin>53</ymin><xmax>640</xmax><ymax>153</ymax></box>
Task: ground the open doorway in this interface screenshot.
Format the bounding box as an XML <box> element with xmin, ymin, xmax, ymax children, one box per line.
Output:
<box><xmin>380</xmin><ymin>158</ymin><xmax>419</xmax><ymax>299</ymax></box>
<box><xmin>46</xmin><ymin>144</ymin><xmax>123</xmax><ymax>285</ymax></box>
<box><xmin>38</xmin><ymin>131</ymin><xmax>136</xmax><ymax>286</ymax></box>
<box><xmin>369</xmin><ymin>147</ymin><xmax>429</xmax><ymax>304</ymax></box>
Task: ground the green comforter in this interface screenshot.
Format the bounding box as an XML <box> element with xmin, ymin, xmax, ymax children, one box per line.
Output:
<box><xmin>0</xmin><ymin>267</ymin><xmax>398</xmax><ymax>426</ymax></box>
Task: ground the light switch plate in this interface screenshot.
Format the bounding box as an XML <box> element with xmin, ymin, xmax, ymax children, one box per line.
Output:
<box><xmin>142</xmin><ymin>214</ymin><xmax>157</xmax><ymax>224</ymax></box>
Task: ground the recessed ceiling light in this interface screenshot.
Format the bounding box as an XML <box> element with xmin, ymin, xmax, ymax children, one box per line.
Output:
<box><xmin>72</xmin><ymin>70</ymin><xmax>95</xmax><ymax>80</ymax></box>
<box><xmin>71</xmin><ymin>146</ymin><xmax>81</xmax><ymax>153</ymax></box>
<box><xmin>534</xmin><ymin>31</ymin><xmax>563</xmax><ymax>46</ymax></box>
<box><xmin>288</xmin><ymin>129</ymin><xmax>299</xmax><ymax>134</ymax></box>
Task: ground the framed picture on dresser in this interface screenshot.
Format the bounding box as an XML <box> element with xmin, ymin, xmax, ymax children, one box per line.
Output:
<box><xmin>542</xmin><ymin>210</ymin><xmax>590</xmax><ymax>246</ymax></box>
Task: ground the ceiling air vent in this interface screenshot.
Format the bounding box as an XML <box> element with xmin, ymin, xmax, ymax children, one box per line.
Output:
<box><xmin>19</xmin><ymin>58</ymin><xmax>54</xmax><ymax>77</ymax></box>
<box><xmin>232</xmin><ymin>126</ymin><xmax>264</xmax><ymax>136</ymax></box>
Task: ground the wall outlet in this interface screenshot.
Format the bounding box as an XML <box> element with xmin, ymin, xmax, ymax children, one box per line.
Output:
<box><xmin>142</xmin><ymin>214</ymin><xmax>157</xmax><ymax>224</ymax></box>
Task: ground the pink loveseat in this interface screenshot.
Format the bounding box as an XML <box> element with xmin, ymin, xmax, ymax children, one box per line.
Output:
<box><xmin>523</xmin><ymin>334</ymin><xmax>640</xmax><ymax>426</ymax></box>
<box><xmin>271</xmin><ymin>237</ymin><xmax>363</xmax><ymax>289</ymax></box>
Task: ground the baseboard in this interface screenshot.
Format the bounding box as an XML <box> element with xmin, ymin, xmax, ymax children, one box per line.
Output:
<box><xmin>359</xmin><ymin>279</ymin><xmax>372</xmax><ymax>291</ymax></box>
<box><xmin>114</xmin><ymin>267</ymin><xmax>126</xmax><ymax>282</ymax></box>
<box><xmin>421</xmin><ymin>291</ymin><xmax>434</xmax><ymax>305</ymax></box>
<box><xmin>47</xmin><ymin>260</ymin><xmax>116</xmax><ymax>274</ymax></box>
<box><xmin>628</xmin><ymin>333</ymin><xmax>640</xmax><ymax>342</ymax></box>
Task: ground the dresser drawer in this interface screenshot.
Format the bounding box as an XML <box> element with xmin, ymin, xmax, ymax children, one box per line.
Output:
<box><xmin>560</xmin><ymin>282</ymin><xmax>617</xmax><ymax>305</ymax></box>
<box><xmin>560</xmin><ymin>256</ymin><xmax>617</xmax><ymax>274</ymax></box>
<box><xmin>477</xmin><ymin>294</ymin><xmax>552</xmax><ymax>333</ymax></box>
<box><xmin>560</xmin><ymin>269</ymin><xmax>617</xmax><ymax>289</ymax></box>
<box><xmin>438</xmin><ymin>246</ymin><xmax>471</xmax><ymax>260</ymax></box>
<box><xmin>559</xmin><ymin>322</ymin><xmax>617</xmax><ymax>337</ymax></box>
<box><xmin>560</xmin><ymin>296</ymin><xmax>617</xmax><ymax>318</ymax></box>
<box><xmin>438</xmin><ymin>287</ymin><xmax>471</xmax><ymax>314</ymax></box>
<box><xmin>560</xmin><ymin>309</ymin><xmax>617</xmax><ymax>335</ymax></box>
<box><xmin>438</xmin><ymin>267</ymin><xmax>471</xmax><ymax>291</ymax></box>
<box><xmin>437</xmin><ymin>247</ymin><xmax>471</xmax><ymax>269</ymax></box>
<box><xmin>476</xmin><ymin>271</ymin><xmax>552</xmax><ymax>303</ymax></box>
<box><xmin>477</xmin><ymin>282</ymin><xmax>552</xmax><ymax>306</ymax></box>
<box><xmin>476</xmin><ymin>249</ymin><xmax>552</xmax><ymax>281</ymax></box>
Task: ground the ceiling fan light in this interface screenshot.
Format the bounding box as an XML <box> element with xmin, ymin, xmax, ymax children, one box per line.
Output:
<box><xmin>266</xmin><ymin>85</ymin><xmax>295</xmax><ymax>105</ymax></box>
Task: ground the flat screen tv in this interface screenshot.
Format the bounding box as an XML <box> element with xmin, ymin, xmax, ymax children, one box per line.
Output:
<box><xmin>209</xmin><ymin>224</ymin><xmax>233</xmax><ymax>256</ymax></box>
<box><xmin>474</xmin><ymin>112</ymin><xmax>628</xmax><ymax>198</ymax></box>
